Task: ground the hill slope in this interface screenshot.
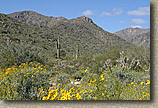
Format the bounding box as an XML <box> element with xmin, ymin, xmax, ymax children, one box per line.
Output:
<box><xmin>7</xmin><ymin>11</ymin><xmax>131</xmax><ymax>54</ymax></box>
<box><xmin>0</xmin><ymin>11</ymin><xmax>136</xmax><ymax>67</ymax></box>
<box><xmin>115</xmin><ymin>27</ymin><xmax>150</xmax><ymax>49</ymax></box>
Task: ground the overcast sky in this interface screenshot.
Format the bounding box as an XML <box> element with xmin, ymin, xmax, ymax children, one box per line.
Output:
<box><xmin>0</xmin><ymin>0</ymin><xmax>150</xmax><ymax>33</ymax></box>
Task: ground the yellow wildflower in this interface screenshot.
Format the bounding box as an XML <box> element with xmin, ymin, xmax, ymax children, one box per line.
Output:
<box><xmin>42</xmin><ymin>96</ymin><xmax>47</xmax><ymax>100</ymax></box>
<box><xmin>102</xmin><ymin>93</ymin><xmax>105</xmax><ymax>96</ymax></box>
<box><xmin>101</xmin><ymin>74</ymin><xmax>104</xmax><ymax>78</ymax></box>
<box><xmin>94</xmin><ymin>97</ymin><xmax>97</xmax><ymax>100</ymax></box>
<box><xmin>141</xmin><ymin>82</ymin><xmax>145</xmax><ymax>85</ymax></box>
<box><xmin>146</xmin><ymin>80</ymin><xmax>150</xmax><ymax>85</ymax></box>
<box><xmin>131</xmin><ymin>82</ymin><xmax>134</xmax><ymax>85</ymax></box>
<box><xmin>76</xmin><ymin>93</ymin><xmax>82</xmax><ymax>100</ymax></box>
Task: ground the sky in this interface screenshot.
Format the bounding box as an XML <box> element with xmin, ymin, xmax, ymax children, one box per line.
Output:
<box><xmin>0</xmin><ymin>0</ymin><xmax>150</xmax><ymax>33</ymax></box>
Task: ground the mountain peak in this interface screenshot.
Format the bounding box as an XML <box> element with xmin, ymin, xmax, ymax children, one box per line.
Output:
<box><xmin>8</xmin><ymin>11</ymin><xmax>43</xmax><ymax>16</ymax></box>
<box><xmin>68</xmin><ymin>16</ymin><xmax>93</xmax><ymax>23</ymax></box>
<box><xmin>115</xmin><ymin>27</ymin><xmax>150</xmax><ymax>34</ymax></box>
<box><xmin>8</xmin><ymin>11</ymin><xmax>68</xmax><ymax>26</ymax></box>
<box><xmin>114</xmin><ymin>27</ymin><xmax>150</xmax><ymax>49</ymax></box>
<box><xmin>76</xmin><ymin>16</ymin><xmax>93</xmax><ymax>23</ymax></box>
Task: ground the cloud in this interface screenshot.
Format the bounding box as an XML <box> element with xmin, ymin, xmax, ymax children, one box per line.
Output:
<box><xmin>82</xmin><ymin>10</ymin><xmax>94</xmax><ymax>15</ymax></box>
<box><xmin>130</xmin><ymin>25</ymin><xmax>142</xmax><ymax>28</ymax></box>
<box><xmin>127</xmin><ymin>6</ymin><xmax>150</xmax><ymax>16</ymax></box>
<box><xmin>131</xmin><ymin>18</ymin><xmax>146</xmax><ymax>24</ymax></box>
<box><xmin>100</xmin><ymin>8</ymin><xmax>123</xmax><ymax>16</ymax></box>
<box><xmin>100</xmin><ymin>12</ymin><xmax>112</xmax><ymax>16</ymax></box>
<box><xmin>112</xmin><ymin>8</ymin><xmax>123</xmax><ymax>15</ymax></box>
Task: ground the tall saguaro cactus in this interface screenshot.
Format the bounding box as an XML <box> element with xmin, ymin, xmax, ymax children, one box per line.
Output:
<box><xmin>56</xmin><ymin>36</ymin><xmax>60</xmax><ymax>59</ymax></box>
<box><xmin>76</xmin><ymin>45</ymin><xmax>79</xmax><ymax>59</ymax></box>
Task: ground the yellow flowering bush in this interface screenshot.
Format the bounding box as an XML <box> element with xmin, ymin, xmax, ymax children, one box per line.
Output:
<box><xmin>0</xmin><ymin>62</ymin><xmax>52</xmax><ymax>100</ymax></box>
<box><xmin>0</xmin><ymin>61</ymin><xmax>150</xmax><ymax>100</ymax></box>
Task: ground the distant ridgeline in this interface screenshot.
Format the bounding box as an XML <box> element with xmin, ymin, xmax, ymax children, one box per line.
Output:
<box><xmin>115</xmin><ymin>27</ymin><xmax>150</xmax><ymax>50</ymax></box>
<box><xmin>0</xmin><ymin>11</ymin><xmax>150</xmax><ymax>67</ymax></box>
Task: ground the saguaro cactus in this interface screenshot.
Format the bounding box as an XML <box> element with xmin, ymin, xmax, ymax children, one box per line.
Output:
<box><xmin>76</xmin><ymin>45</ymin><xmax>79</xmax><ymax>59</ymax></box>
<box><xmin>56</xmin><ymin>36</ymin><xmax>60</xmax><ymax>59</ymax></box>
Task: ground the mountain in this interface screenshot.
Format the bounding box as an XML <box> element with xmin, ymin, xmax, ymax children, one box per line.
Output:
<box><xmin>0</xmin><ymin>11</ymin><xmax>135</xmax><ymax>67</ymax></box>
<box><xmin>114</xmin><ymin>27</ymin><xmax>150</xmax><ymax>49</ymax></box>
<box><xmin>8</xmin><ymin>11</ymin><xmax>67</xmax><ymax>27</ymax></box>
<box><xmin>6</xmin><ymin>11</ymin><xmax>131</xmax><ymax>54</ymax></box>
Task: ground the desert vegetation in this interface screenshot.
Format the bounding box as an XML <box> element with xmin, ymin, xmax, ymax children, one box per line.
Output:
<box><xmin>0</xmin><ymin>45</ymin><xmax>150</xmax><ymax>100</ymax></box>
<box><xmin>0</xmin><ymin>11</ymin><xmax>150</xmax><ymax>100</ymax></box>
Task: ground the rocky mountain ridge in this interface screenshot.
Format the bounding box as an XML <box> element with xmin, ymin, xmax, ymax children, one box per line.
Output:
<box><xmin>115</xmin><ymin>27</ymin><xmax>150</xmax><ymax>49</ymax></box>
